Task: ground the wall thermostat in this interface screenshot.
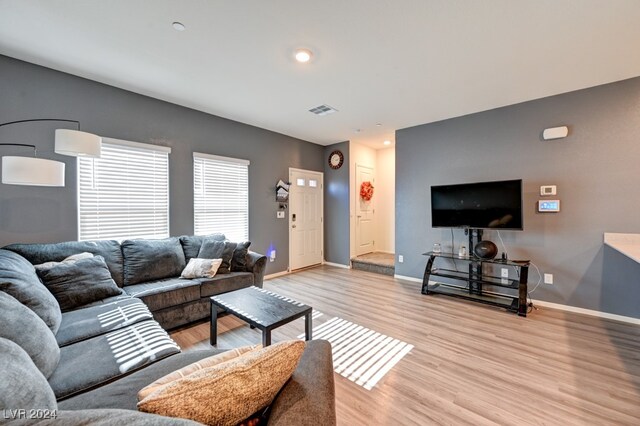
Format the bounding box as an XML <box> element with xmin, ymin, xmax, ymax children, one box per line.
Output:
<box><xmin>538</xmin><ymin>200</ymin><xmax>560</xmax><ymax>212</ymax></box>
<box><xmin>540</xmin><ymin>185</ymin><xmax>557</xmax><ymax>196</ymax></box>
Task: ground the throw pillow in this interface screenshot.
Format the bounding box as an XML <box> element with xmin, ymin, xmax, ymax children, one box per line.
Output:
<box><xmin>0</xmin><ymin>249</ymin><xmax>62</xmax><ymax>333</ymax></box>
<box><xmin>36</xmin><ymin>255</ymin><xmax>124</xmax><ymax>312</ymax></box>
<box><xmin>179</xmin><ymin>233</ymin><xmax>226</xmax><ymax>262</ymax></box>
<box><xmin>180</xmin><ymin>258</ymin><xmax>223</xmax><ymax>279</ymax></box>
<box><xmin>231</xmin><ymin>241</ymin><xmax>252</xmax><ymax>272</ymax></box>
<box><xmin>137</xmin><ymin>340</ymin><xmax>305</xmax><ymax>426</ymax></box>
<box><xmin>34</xmin><ymin>252</ymin><xmax>94</xmax><ymax>271</ymax></box>
<box><xmin>198</xmin><ymin>240</ymin><xmax>237</xmax><ymax>274</ymax></box>
<box><xmin>138</xmin><ymin>345</ymin><xmax>260</xmax><ymax>401</ymax></box>
<box><xmin>0</xmin><ymin>292</ymin><xmax>60</xmax><ymax>379</ymax></box>
<box><xmin>0</xmin><ymin>337</ymin><xmax>57</xmax><ymax>411</ymax></box>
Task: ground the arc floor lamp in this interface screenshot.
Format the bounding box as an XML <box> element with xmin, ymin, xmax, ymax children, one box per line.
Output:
<box><xmin>0</xmin><ymin>119</ymin><xmax>102</xmax><ymax>187</ymax></box>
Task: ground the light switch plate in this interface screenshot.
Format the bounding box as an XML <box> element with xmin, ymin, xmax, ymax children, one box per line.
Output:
<box><xmin>277</xmin><ymin>211</ymin><xmax>285</xmax><ymax>218</ymax></box>
<box><xmin>540</xmin><ymin>185</ymin><xmax>557</xmax><ymax>196</ymax></box>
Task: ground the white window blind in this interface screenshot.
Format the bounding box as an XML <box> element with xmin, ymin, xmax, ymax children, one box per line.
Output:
<box><xmin>78</xmin><ymin>138</ymin><xmax>170</xmax><ymax>241</ymax></box>
<box><xmin>194</xmin><ymin>152</ymin><xmax>249</xmax><ymax>241</ymax></box>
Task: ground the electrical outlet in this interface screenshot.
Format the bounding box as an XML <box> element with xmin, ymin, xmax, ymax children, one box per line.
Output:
<box><xmin>544</xmin><ymin>273</ymin><xmax>553</xmax><ymax>285</ymax></box>
<box><xmin>398</xmin><ymin>255</ymin><xmax>404</xmax><ymax>263</ymax></box>
<box><xmin>276</xmin><ymin>211</ymin><xmax>285</xmax><ymax>219</ymax></box>
<box><xmin>270</xmin><ymin>250</ymin><xmax>276</xmax><ymax>262</ymax></box>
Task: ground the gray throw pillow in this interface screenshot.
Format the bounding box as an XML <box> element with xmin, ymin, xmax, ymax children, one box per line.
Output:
<box><xmin>0</xmin><ymin>337</ymin><xmax>57</xmax><ymax>411</ymax></box>
<box><xmin>0</xmin><ymin>292</ymin><xmax>60</xmax><ymax>378</ymax></box>
<box><xmin>231</xmin><ymin>241</ymin><xmax>252</xmax><ymax>272</ymax></box>
<box><xmin>0</xmin><ymin>249</ymin><xmax>62</xmax><ymax>333</ymax></box>
<box><xmin>36</xmin><ymin>255</ymin><xmax>124</xmax><ymax>312</ymax></box>
<box><xmin>179</xmin><ymin>233</ymin><xmax>226</xmax><ymax>262</ymax></box>
<box><xmin>198</xmin><ymin>240</ymin><xmax>237</xmax><ymax>274</ymax></box>
<box><xmin>122</xmin><ymin>237</ymin><xmax>187</xmax><ymax>286</ymax></box>
<box><xmin>34</xmin><ymin>252</ymin><xmax>94</xmax><ymax>271</ymax></box>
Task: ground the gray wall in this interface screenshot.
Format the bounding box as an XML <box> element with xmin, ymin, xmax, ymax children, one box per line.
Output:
<box><xmin>0</xmin><ymin>55</ymin><xmax>324</xmax><ymax>274</ymax></box>
<box><xmin>396</xmin><ymin>77</ymin><xmax>640</xmax><ymax>318</ymax></box>
<box><xmin>323</xmin><ymin>142</ymin><xmax>350</xmax><ymax>265</ymax></box>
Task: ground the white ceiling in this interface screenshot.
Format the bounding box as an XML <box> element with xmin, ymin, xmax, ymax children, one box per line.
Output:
<box><xmin>2</xmin><ymin>1</ymin><xmax>640</xmax><ymax>149</ymax></box>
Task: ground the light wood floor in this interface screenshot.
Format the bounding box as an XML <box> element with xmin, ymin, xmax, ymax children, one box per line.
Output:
<box><xmin>170</xmin><ymin>265</ymin><xmax>640</xmax><ymax>425</ymax></box>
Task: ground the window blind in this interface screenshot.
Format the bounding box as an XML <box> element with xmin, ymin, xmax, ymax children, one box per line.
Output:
<box><xmin>78</xmin><ymin>138</ymin><xmax>170</xmax><ymax>241</ymax></box>
<box><xmin>193</xmin><ymin>152</ymin><xmax>249</xmax><ymax>241</ymax></box>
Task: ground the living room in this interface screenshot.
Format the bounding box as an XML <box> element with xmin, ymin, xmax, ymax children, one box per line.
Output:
<box><xmin>1</xmin><ymin>1</ymin><xmax>639</xmax><ymax>425</ymax></box>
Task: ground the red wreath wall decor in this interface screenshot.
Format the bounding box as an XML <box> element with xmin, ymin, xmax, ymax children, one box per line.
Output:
<box><xmin>360</xmin><ymin>181</ymin><xmax>374</xmax><ymax>201</ymax></box>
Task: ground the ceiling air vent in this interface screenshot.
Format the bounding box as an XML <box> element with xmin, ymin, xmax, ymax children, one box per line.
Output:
<box><xmin>308</xmin><ymin>104</ymin><xmax>338</xmax><ymax>116</ymax></box>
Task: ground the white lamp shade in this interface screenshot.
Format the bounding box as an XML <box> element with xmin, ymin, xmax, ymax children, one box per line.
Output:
<box><xmin>55</xmin><ymin>129</ymin><xmax>102</xmax><ymax>157</ymax></box>
<box><xmin>1</xmin><ymin>156</ymin><xmax>65</xmax><ymax>186</ymax></box>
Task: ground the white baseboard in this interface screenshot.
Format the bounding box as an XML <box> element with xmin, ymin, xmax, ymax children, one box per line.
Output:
<box><xmin>392</xmin><ymin>275</ymin><xmax>640</xmax><ymax>326</ymax></box>
<box><xmin>532</xmin><ymin>299</ymin><xmax>640</xmax><ymax>326</ymax></box>
<box><xmin>323</xmin><ymin>261</ymin><xmax>351</xmax><ymax>269</ymax></box>
<box><xmin>393</xmin><ymin>274</ymin><xmax>422</xmax><ymax>283</ymax></box>
<box><xmin>264</xmin><ymin>270</ymin><xmax>290</xmax><ymax>280</ymax></box>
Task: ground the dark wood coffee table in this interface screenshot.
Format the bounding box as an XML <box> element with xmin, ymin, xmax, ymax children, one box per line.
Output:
<box><xmin>210</xmin><ymin>286</ymin><xmax>312</xmax><ymax>346</ymax></box>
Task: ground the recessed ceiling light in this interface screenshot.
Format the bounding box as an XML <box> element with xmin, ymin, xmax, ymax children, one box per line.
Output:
<box><xmin>295</xmin><ymin>48</ymin><xmax>312</xmax><ymax>63</ymax></box>
<box><xmin>376</xmin><ymin>123</ymin><xmax>382</xmax><ymax>127</ymax></box>
<box><xmin>383</xmin><ymin>140</ymin><xmax>391</xmax><ymax>145</ymax></box>
<box><xmin>172</xmin><ymin>22</ymin><xmax>186</xmax><ymax>31</ymax></box>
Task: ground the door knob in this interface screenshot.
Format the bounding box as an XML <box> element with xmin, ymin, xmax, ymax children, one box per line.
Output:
<box><xmin>357</xmin><ymin>215</ymin><xmax>362</xmax><ymax>218</ymax></box>
<box><xmin>292</xmin><ymin>225</ymin><xmax>297</xmax><ymax>228</ymax></box>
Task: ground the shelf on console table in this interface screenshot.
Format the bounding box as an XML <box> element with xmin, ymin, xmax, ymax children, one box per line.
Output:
<box><xmin>421</xmin><ymin>251</ymin><xmax>530</xmax><ymax>316</ymax></box>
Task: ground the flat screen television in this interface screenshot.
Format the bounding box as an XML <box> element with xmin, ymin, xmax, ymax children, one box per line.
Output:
<box><xmin>431</xmin><ymin>179</ymin><xmax>523</xmax><ymax>230</ymax></box>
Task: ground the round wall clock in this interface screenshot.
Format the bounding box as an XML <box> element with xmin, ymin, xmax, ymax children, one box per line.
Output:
<box><xmin>328</xmin><ymin>150</ymin><xmax>344</xmax><ymax>170</ymax></box>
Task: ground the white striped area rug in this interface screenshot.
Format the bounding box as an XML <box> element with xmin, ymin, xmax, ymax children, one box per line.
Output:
<box><xmin>299</xmin><ymin>316</ymin><xmax>414</xmax><ymax>390</ymax></box>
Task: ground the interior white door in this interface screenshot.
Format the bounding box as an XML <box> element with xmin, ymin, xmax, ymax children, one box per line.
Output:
<box><xmin>289</xmin><ymin>169</ymin><xmax>323</xmax><ymax>271</ymax></box>
<box><xmin>356</xmin><ymin>164</ymin><xmax>375</xmax><ymax>256</ymax></box>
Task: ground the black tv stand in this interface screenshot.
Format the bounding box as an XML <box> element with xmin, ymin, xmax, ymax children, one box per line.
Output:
<box><xmin>421</xmin><ymin>229</ymin><xmax>529</xmax><ymax>316</ymax></box>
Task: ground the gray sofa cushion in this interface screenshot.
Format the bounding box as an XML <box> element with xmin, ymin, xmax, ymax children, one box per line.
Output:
<box><xmin>268</xmin><ymin>340</ymin><xmax>337</xmax><ymax>426</ymax></box>
<box><xmin>179</xmin><ymin>233</ymin><xmax>225</xmax><ymax>262</ymax></box>
<box><xmin>49</xmin><ymin>320</ymin><xmax>180</xmax><ymax>400</ymax></box>
<box><xmin>123</xmin><ymin>277</ymin><xmax>202</xmax><ymax>312</ymax></box>
<box><xmin>0</xmin><ymin>249</ymin><xmax>62</xmax><ymax>333</ymax></box>
<box><xmin>58</xmin><ymin>349</ymin><xmax>225</xmax><ymax>411</ymax></box>
<box><xmin>199</xmin><ymin>272</ymin><xmax>254</xmax><ymax>297</ymax></box>
<box><xmin>122</xmin><ymin>238</ymin><xmax>186</xmax><ymax>286</ymax></box>
<box><xmin>152</xmin><ymin>298</ymin><xmax>211</xmax><ymax>331</ymax></box>
<box><xmin>0</xmin><ymin>337</ymin><xmax>57</xmax><ymax>411</ymax></box>
<box><xmin>231</xmin><ymin>241</ymin><xmax>251</xmax><ymax>272</ymax></box>
<box><xmin>74</xmin><ymin>294</ymin><xmax>133</xmax><ymax>310</ymax></box>
<box><xmin>13</xmin><ymin>409</ymin><xmax>201</xmax><ymax>425</ymax></box>
<box><xmin>4</xmin><ymin>240</ymin><xmax>125</xmax><ymax>287</ymax></box>
<box><xmin>0</xmin><ymin>292</ymin><xmax>60</xmax><ymax>378</ymax></box>
<box><xmin>36</xmin><ymin>255</ymin><xmax>125</xmax><ymax>312</ymax></box>
<box><xmin>198</xmin><ymin>240</ymin><xmax>236</xmax><ymax>274</ymax></box>
<box><xmin>56</xmin><ymin>297</ymin><xmax>153</xmax><ymax>347</ymax></box>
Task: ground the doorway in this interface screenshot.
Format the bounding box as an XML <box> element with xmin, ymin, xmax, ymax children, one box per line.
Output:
<box><xmin>289</xmin><ymin>168</ymin><xmax>324</xmax><ymax>271</ymax></box>
<box><xmin>355</xmin><ymin>164</ymin><xmax>375</xmax><ymax>256</ymax></box>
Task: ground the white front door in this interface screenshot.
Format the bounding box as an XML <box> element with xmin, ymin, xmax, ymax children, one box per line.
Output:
<box><xmin>356</xmin><ymin>164</ymin><xmax>375</xmax><ymax>256</ymax></box>
<box><xmin>289</xmin><ymin>168</ymin><xmax>323</xmax><ymax>271</ymax></box>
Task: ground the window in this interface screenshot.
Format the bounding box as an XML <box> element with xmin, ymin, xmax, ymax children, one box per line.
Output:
<box><xmin>296</xmin><ymin>178</ymin><xmax>305</xmax><ymax>186</ymax></box>
<box><xmin>193</xmin><ymin>152</ymin><xmax>249</xmax><ymax>241</ymax></box>
<box><xmin>78</xmin><ymin>138</ymin><xmax>170</xmax><ymax>241</ymax></box>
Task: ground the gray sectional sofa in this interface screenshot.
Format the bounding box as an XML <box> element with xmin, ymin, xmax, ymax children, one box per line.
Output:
<box><xmin>4</xmin><ymin>233</ymin><xmax>267</xmax><ymax>330</ymax></box>
<box><xmin>0</xmin><ymin>236</ymin><xmax>336</xmax><ymax>425</ymax></box>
